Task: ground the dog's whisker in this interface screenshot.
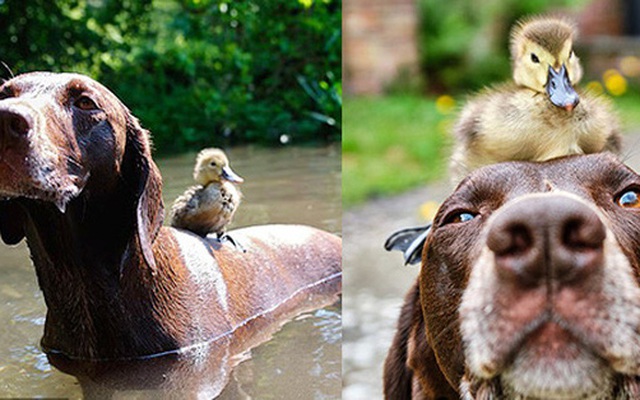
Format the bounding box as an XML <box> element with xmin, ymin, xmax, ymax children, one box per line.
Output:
<box><xmin>387</xmin><ymin>153</ymin><xmax>640</xmax><ymax>399</ymax></box>
<box><xmin>428</xmin><ymin>318</ymin><xmax>461</xmax><ymax>350</ymax></box>
<box><xmin>620</xmin><ymin>136</ymin><xmax>640</xmax><ymax>164</ymax></box>
<box><xmin>0</xmin><ymin>61</ymin><xmax>14</xmax><ymax>80</ymax></box>
<box><xmin>0</xmin><ymin>72</ymin><xmax>343</xmax><ymax>378</ymax></box>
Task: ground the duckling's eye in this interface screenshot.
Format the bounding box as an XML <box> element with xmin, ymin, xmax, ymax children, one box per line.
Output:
<box><xmin>618</xmin><ymin>189</ymin><xmax>640</xmax><ymax>208</ymax></box>
<box><xmin>209</xmin><ymin>161</ymin><xmax>217</xmax><ymax>167</ymax></box>
<box><xmin>444</xmin><ymin>211</ymin><xmax>477</xmax><ymax>225</ymax></box>
<box><xmin>530</xmin><ymin>53</ymin><xmax>540</xmax><ymax>64</ymax></box>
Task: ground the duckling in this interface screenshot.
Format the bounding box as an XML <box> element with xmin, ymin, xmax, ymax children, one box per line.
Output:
<box><xmin>170</xmin><ymin>148</ymin><xmax>244</xmax><ymax>247</ymax></box>
<box><xmin>387</xmin><ymin>16</ymin><xmax>622</xmax><ymax>265</ymax></box>
<box><xmin>451</xmin><ymin>15</ymin><xmax>621</xmax><ymax>182</ymax></box>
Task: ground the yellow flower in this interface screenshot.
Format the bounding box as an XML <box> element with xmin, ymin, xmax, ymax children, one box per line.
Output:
<box><xmin>419</xmin><ymin>201</ymin><xmax>440</xmax><ymax>221</ymax></box>
<box><xmin>435</xmin><ymin>95</ymin><xmax>456</xmax><ymax>115</ymax></box>
<box><xmin>603</xmin><ymin>69</ymin><xmax>627</xmax><ymax>96</ymax></box>
<box><xmin>585</xmin><ymin>80</ymin><xmax>604</xmax><ymax>95</ymax></box>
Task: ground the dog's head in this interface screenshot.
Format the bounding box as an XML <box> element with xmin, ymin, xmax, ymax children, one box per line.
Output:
<box><xmin>0</xmin><ymin>72</ymin><xmax>163</xmax><ymax>267</ymax></box>
<box><xmin>422</xmin><ymin>153</ymin><xmax>640</xmax><ymax>399</ymax></box>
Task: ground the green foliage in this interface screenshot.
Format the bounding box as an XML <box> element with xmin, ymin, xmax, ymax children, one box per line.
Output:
<box><xmin>343</xmin><ymin>92</ymin><xmax>640</xmax><ymax>206</ymax></box>
<box><xmin>0</xmin><ymin>0</ymin><xmax>153</xmax><ymax>76</ymax></box>
<box><xmin>611</xmin><ymin>90</ymin><xmax>640</xmax><ymax>131</ymax></box>
<box><xmin>418</xmin><ymin>0</ymin><xmax>586</xmax><ymax>93</ymax></box>
<box><xmin>0</xmin><ymin>0</ymin><xmax>341</xmax><ymax>152</ymax></box>
<box><xmin>343</xmin><ymin>96</ymin><xmax>450</xmax><ymax>206</ymax></box>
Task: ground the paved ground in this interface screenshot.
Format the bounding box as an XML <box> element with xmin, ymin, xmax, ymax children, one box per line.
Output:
<box><xmin>342</xmin><ymin>131</ymin><xmax>640</xmax><ymax>399</ymax></box>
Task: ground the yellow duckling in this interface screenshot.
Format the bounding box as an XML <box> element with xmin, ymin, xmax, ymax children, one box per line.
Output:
<box><xmin>170</xmin><ymin>148</ymin><xmax>244</xmax><ymax>243</ymax></box>
<box><xmin>388</xmin><ymin>16</ymin><xmax>622</xmax><ymax>265</ymax></box>
<box><xmin>450</xmin><ymin>16</ymin><xmax>621</xmax><ymax>182</ymax></box>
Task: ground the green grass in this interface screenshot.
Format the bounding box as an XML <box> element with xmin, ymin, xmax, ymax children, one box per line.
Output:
<box><xmin>612</xmin><ymin>92</ymin><xmax>640</xmax><ymax>131</ymax></box>
<box><xmin>343</xmin><ymin>93</ymin><xmax>640</xmax><ymax>208</ymax></box>
<box><xmin>342</xmin><ymin>96</ymin><xmax>451</xmax><ymax>207</ymax></box>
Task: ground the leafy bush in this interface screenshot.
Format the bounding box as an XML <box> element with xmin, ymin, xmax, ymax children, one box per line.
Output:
<box><xmin>0</xmin><ymin>0</ymin><xmax>341</xmax><ymax>152</ymax></box>
<box><xmin>417</xmin><ymin>0</ymin><xmax>586</xmax><ymax>94</ymax></box>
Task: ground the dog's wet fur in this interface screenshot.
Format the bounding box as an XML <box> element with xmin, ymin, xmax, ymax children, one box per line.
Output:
<box><xmin>0</xmin><ymin>72</ymin><xmax>342</xmax><ymax>361</ymax></box>
<box><xmin>384</xmin><ymin>153</ymin><xmax>640</xmax><ymax>399</ymax></box>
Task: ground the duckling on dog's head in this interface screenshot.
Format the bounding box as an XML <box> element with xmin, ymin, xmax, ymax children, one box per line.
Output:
<box><xmin>193</xmin><ymin>148</ymin><xmax>244</xmax><ymax>186</ymax></box>
<box><xmin>511</xmin><ymin>17</ymin><xmax>582</xmax><ymax>111</ymax></box>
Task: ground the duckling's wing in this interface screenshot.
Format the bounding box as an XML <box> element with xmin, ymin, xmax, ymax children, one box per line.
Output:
<box><xmin>384</xmin><ymin>224</ymin><xmax>431</xmax><ymax>265</ymax></box>
<box><xmin>171</xmin><ymin>185</ymin><xmax>203</xmax><ymax>215</ymax></box>
<box><xmin>170</xmin><ymin>185</ymin><xmax>209</xmax><ymax>231</ymax></box>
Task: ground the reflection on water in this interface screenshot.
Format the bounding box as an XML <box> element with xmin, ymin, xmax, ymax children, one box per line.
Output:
<box><xmin>0</xmin><ymin>145</ymin><xmax>341</xmax><ymax>398</ymax></box>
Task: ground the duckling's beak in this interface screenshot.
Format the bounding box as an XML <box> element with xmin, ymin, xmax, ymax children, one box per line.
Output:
<box><xmin>221</xmin><ymin>166</ymin><xmax>244</xmax><ymax>183</ymax></box>
<box><xmin>546</xmin><ymin>64</ymin><xmax>580</xmax><ymax>112</ymax></box>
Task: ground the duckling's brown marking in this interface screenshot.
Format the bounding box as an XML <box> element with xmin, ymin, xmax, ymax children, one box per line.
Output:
<box><xmin>170</xmin><ymin>148</ymin><xmax>243</xmax><ymax>239</ymax></box>
<box><xmin>513</xmin><ymin>17</ymin><xmax>573</xmax><ymax>58</ymax></box>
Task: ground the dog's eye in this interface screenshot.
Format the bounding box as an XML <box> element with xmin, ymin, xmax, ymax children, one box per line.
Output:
<box><xmin>74</xmin><ymin>96</ymin><xmax>98</xmax><ymax>111</ymax></box>
<box><xmin>618</xmin><ymin>190</ymin><xmax>640</xmax><ymax>208</ymax></box>
<box><xmin>444</xmin><ymin>211</ymin><xmax>477</xmax><ymax>225</ymax></box>
<box><xmin>0</xmin><ymin>86</ymin><xmax>14</xmax><ymax>100</ymax></box>
<box><xmin>454</xmin><ymin>212</ymin><xmax>475</xmax><ymax>223</ymax></box>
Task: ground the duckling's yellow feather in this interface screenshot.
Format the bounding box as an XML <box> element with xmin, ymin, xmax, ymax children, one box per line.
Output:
<box><xmin>511</xmin><ymin>16</ymin><xmax>576</xmax><ymax>58</ymax></box>
<box><xmin>451</xmin><ymin>16</ymin><xmax>621</xmax><ymax>183</ymax></box>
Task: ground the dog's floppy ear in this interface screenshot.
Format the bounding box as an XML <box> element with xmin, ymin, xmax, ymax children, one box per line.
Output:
<box><xmin>121</xmin><ymin>113</ymin><xmax>164</xmax><ymax>272</ymax></box>
<box><xmin>0</xmin><ymin>201</ymin><xmax>26</xmax><ymax>245</ymax></box>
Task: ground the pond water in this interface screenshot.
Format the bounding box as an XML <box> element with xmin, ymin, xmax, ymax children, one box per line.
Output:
<box><xmin>0</xmin><ymin>144</ymin><xmax>341</xmax><ymax>399</ymax></box>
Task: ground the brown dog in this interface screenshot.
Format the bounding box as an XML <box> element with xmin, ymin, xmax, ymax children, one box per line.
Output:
<box><xmin>384</xmin><ymin>153</ymin><xmax>640</xmax><ymax>399</ymax></box>
<box><xmin>0</xmin><ymin>72</ymin><xmax>341</xmax><ymax>361</ymax></box>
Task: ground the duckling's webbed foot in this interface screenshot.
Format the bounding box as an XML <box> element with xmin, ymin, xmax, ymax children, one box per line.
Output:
<box><xmin>217</xmin><ymin>232</ymin><xmax>247</xmax><ymax>253</ymax></box>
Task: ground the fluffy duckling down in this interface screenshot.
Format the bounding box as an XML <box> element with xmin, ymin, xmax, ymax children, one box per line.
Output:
<box><xmin>170</xmin><ymin>148</ymin><xmax>243</xmax><ymax>239</ymax></box>
<box><xmin>388</xmin><ymin>16</ymin><xmax>622</xmax><ymax>265</ymax></box>
<box><xmin>450</xmin><ymin>16</ymin><xmax>621</xmax><ymax>182</ymax></box>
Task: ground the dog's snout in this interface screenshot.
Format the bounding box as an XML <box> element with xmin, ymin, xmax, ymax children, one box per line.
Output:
<box><xmin>0</xmin><ymin>109</ymin><xmax>31</xmax><ymax>140</ymax></box>
<box><xmin>487</xmin><ymin>195</ymin><xmax>605</xmax><ymax>287</ymax></box>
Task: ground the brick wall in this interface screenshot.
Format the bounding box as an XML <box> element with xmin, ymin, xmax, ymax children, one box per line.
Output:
<box><xmin>343</xmin><ymin>0</ymin><xmax>634</xmax><ymax>95</ymax></box>
<box><xmin>578</xmin><ymin>0</ymin><xmax>623</xmax><ymax>36</ymax></box>
<box><xmin>575</xmin><ymin>0</ymin><xmax>640</xmax><ymax>78</ymax></box>
<box><xmin>343</xmin><ymin>0</ymin><xmax>419</xmax><ymax>95</ymax></box>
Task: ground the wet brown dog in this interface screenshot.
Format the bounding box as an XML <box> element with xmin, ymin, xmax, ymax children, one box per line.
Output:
<box><xmin>0</xmin><ymin>72</ymin><xmax>341</xmax><ymax>361</ymax></box>
<box><xmin>384</xmin><ymin>153</ymin><xmax>640</xmax><ymax>399</ymax></box>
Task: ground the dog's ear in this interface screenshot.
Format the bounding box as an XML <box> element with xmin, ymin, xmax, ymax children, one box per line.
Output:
<box><xmin>0</xmin><ymin>201</ymin><xmax>25</xmax><ymax>245</ymax></box>
<box><xmin>121</xmin><ymin>114</ymin><xmax>164</xmax><ymax>272</ymax></box>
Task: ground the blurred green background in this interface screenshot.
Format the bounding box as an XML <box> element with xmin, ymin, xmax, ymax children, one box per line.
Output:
<box><xmin>0</xmin><ymin>0</ymin><xmax>341</xmax><ymax>152</ymax></box>
<box><xmin>343</xmin><ymin>0</ymin><xmax>640</xmax><ymax>207</ymax></box>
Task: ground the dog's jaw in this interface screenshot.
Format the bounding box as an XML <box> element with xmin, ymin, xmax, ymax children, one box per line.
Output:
<box><xmin>500</xmin><ymin>345</ymin><xmax>612</xmax><ymax>399</ymax></box>
<box><xmin>459</xmin><ymin>192</ymin><xmax>640</xmax><ymax>399</ymax></box>
<box><xmin>0</xmin><ymin>97</ymin><xmax>88</xmax><ymax>211</ymax></box>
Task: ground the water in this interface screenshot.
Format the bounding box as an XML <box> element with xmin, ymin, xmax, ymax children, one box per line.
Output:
<box><xmin>0</xmin><ymin>144</ymin><xmax>341</xmax><ymax>399</ymax></box>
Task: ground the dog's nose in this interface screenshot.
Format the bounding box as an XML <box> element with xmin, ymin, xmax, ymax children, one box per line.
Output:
<box><xmin>0</xmin><ymin>108</ymin><xmax>31</xmax><ymax>141</ymax></box>
<box><xmin>487</xmin><ymin>195</ymin><xmax>605</xmax><ymax>288</ymax></box>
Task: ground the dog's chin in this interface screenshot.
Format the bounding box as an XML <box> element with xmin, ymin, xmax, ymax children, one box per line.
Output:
<box><xmin>464</xmin><ymin>344</ymin><xmax>640</xmax><ymax>400</ymax></box>
<box><xmin>500</xmin><ymin>343</ymin><xmax>614</xmax><ymax>400</ymax></box>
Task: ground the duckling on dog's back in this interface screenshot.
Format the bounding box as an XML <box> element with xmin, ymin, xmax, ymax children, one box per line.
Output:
<box><xmin>170</xmin><ymin>148</ymin><xmax>243</xmax><ymax>239</ymax></box>
<box><xmin>451</xmin><ymin>16</ymin><xmax>621</xmax><ymax>182</ymax></box>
